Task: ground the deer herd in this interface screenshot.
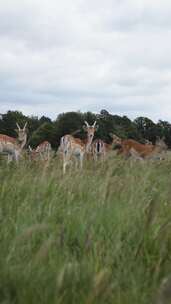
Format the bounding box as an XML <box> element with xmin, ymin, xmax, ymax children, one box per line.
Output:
<box><xmin>0</xmin><ymin>120</ymin><xmax>168</xmax><ymax>173</ymax></box>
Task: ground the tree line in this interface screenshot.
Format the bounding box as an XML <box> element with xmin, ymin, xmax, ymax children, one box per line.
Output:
<box><xmin>1</xmin><ymin>109</ymin><xmax>171</xmax><ymax>149</ymax></box>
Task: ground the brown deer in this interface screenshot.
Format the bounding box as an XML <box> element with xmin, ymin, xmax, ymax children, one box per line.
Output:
<box><xmin>60</xmin><ymin>121</ymin><xmax>98</xmax><ymax>173</ymax></box>
<box><xmin>29</xmin><ymin>141</ymin><xmax>52</xmax><ymax>161</ymax></box>
<box><xmin>110</xmin><ymin>134</ymin><xmax>167</xmax><ymax>160</ymax></box>
<box><xmin>92</xmin><ymin>139</ymin><xmax>106</xmax><ymax>161</ymax></box>
<box><xmin>0</xmin><ymin>122</ymin><xmax>27</xmax><ymax>163</ymax></box>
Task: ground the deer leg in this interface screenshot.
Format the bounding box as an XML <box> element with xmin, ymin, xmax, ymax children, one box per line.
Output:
<box><xmin>63</xmin><ymin>161</ymin><xmax>67</xmax><ymax>174</ymax></box>
<box><xmin>103</xmin><ymin>151</ymin><xmax>106</xmax><ymax>162</ymax></box>
<box><xmin>75</xmin><ymin>157</ymin><xmax>79</xmax><ymax>170</ymax></box>
<box><xmin>94</xmin><ymin>153</ymin><xmax>98</xmax><ymax>161</ymax></box>
<box><xmin>40</xmin><ymin>152</ymin><xmax>44</xmax><ymax>161</ymax></box>
<box><xmin>47</xmin><ymin>149</ymin><xmax>50</xmax><ymax>161</ymax></box>
<box><xmin>63</xmin><ymin>151</ymin><xmax>72</xmax><ymax>174</ymax></box>
<box><xmin>15</xmin><ymin>150</ymin><xmax>20</xmax><ymax>163</ymax></box>
<box><xmin>80</xmin><ymin>153</ymin><xmax>84</xmax><ymax>169</ymax></box>
<box><xmin>7</xmin><ymin>154</ymin><xmax>13</xmax><ymax>164</ymax></box>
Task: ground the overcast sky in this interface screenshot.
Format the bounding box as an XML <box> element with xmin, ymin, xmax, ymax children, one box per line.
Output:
<box><xmin>0</xmin><ymin>0</ymin><xmax>171</xmax><ymax>121</ymax></box>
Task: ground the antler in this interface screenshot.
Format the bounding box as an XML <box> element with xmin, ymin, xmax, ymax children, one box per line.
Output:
<box><xmin>92</xmin><ymin>121</ymin><xmax>97</xmax><ymax>127</ymax></box>
<box><xmin>28</xmin><ymin>145</ymin><xmax>33</xmax><ymax>152</ymax></box>
<box><xmin>84</xmin><ymin>121</ymin><xmax>90</xmax><ymax>127</ymax></box>
<box><xmin>23</xmin><ymin>122</ymin><xmax>28</xmax><ymax>130</ymax></box>
<box><xmin>16</xmin><ymin>123</ymin><xmax>21</xmax><ymax>130</ymax></box>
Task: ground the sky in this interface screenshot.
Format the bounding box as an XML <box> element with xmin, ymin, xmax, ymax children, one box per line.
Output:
<box><xmin>0</xmin><ymin>0</ymin><xmax>171</xmax><ymax>122</ymax></box>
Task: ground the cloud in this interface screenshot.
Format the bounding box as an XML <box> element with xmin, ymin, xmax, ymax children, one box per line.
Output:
<box><xmin>0</xmin><ymin>0</ymin><xmax>171</xmax><ymax>122</ymax></box>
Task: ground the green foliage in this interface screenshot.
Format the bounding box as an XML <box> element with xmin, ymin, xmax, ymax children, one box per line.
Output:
<box><xmin>134</xmin><ymin>117</ymin><xmax>157</xmax><ymax>143</ymax></box>
<box><xmin>1</xmin><ymin>110</ymin><xmax>171</xmax><ymax>148</ymax></box>
<box><xmin>29</xmin><ymin>122</ymin><xmax>55</xmax><ymax>148</ymax></box>
<box><xmin>0</xmin><ymin>111</ymin><xmax>27</xmax><ymax>137</ymax></box>
<box><xmin>54</xmin><ymin>112</ymin><xmax>84</xmax><ymax>146</ymax></box>
<box><xmin>0</xmin><ymin>157</ymin><xmax>171</xmax><ymax>303</ymax></box>
<box><xmin>156</xmin><ymin>120</ymin><xmax>171</xmax><ymax>146</ymax></box>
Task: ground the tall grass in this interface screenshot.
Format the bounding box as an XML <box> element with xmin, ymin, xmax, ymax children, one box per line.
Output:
<box><xmin>0</xmin><ymin>156</ymin><xmax>171</xmax><ymax>303</ymax></box>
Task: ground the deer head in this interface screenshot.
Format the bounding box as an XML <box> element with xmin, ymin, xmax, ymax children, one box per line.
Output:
<box><xmin>83</xmin><ymin>121</ymin><xmax>98</xmax><ymax>140</ymax></box>
<box><xmin>155</xmin><ymin>137</ymin><xmax>167</xmax><ymax>151</ymax></box>
<box><xmin>83</xmin><ymin>121</ymin><xmax>98</xmax><ymax>152</ymax></box>
<box><xmin>110</xmin><ymin>133</ymin><xmax>122</xmax><ymax>145</ymax></box>
<box><xmin>15</xmin><ymin>122</ymin><xmax>27</xmax><ymax>149</ymax></box>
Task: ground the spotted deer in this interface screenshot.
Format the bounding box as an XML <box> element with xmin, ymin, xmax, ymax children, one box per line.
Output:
<box><xmin>60</xmin><ymin>121</ymin><xmax>98</xmax><ymax>173</ymax></box>
<box><xmin>0</xmin><ymin>122</ymin><xmax>27</xmax><ymax>163</ymax></box>
<box><xmin>29</xmin><ymin>141</ymin><xmax>52</xmax><ymax>161</ymax></box>
<box><xmin>92</xmin><ymin>139</ymin><xmax>106</xmax><ymax>161</ymax></box>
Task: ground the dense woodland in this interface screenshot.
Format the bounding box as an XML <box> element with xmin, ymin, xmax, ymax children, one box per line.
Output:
<box><xmin>1</xmin><ymin>109</ymin><xmax>171</xmax><ymax>149</ymax></box>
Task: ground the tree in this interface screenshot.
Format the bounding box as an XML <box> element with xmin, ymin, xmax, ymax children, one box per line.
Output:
<box><xmin>134</xmin><ymin>117</ymin><xmax>157</xmax><ymax>143</ymax></box>
<box><xmin>54</xmin><ymin>112</ymin><xmax>84</xmax><ymax>147</ymax></box>
<box><xmin>156</xmin><ymin>120</ymin><xmax>171</xmax><ymax>148</ymax></box>
<box><xmin>29</xmin><ymin>122</ymin><xmax>55</xmax><ymax>148</ymax></box>
<box><xmin>39</xmin><ymin>116</ymin><xmax>52</xmax><ymax>125</ymax></box>
<box><xmin>1</xmin><ymin>109</ymin><xmax>170</xmax><ymax>150</ymax></box>
<box><xmin>0</xmin><ymin>111</ymin><xmax>27</xmax><ymax>137</ymax></box>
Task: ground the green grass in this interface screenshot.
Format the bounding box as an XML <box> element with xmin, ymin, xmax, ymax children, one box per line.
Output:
<box><xmin>0</xmin><ymin>156</ymin><xmax>171</xmax><ymax>304</ymax></box>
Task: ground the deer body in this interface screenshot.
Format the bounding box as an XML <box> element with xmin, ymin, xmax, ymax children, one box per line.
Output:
<box><xmin>92</xmin><ymin>139</ymin><xmax>106</xmax><ymax>161</ymax></box>
<box><xmin>0</xmin><ymin>123</ymin><xmax>27</xmax><ymax>163</ymax></box>
<box><xmin>111</xmin><ymin>134</ymin><xmax>167</xmax><ymax>159</ymax></box>
<box><xmin>0</xmin><ymin>135</ymin><xmax>20</xmax><ymax>162</ymax></box>
<box><xmin>60</xmin><ymin>121</ymin><xmax>97</xmax><ymax>173</ymax></box>
<box><xmin>29</xmin><ymin>141</ymin><xmax>52</xmax><ymax>161</ymax></box>
<box><xmin>145</xmin><ymin>139</ymin><xmax>153</xmax><ymax>145</ymax></box>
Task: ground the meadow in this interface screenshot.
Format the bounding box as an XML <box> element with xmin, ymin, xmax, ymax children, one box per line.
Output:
<box><xmin>0</xmin><ymin>155</ymin><xmax>171</xmax><ymax>304</ymax></box>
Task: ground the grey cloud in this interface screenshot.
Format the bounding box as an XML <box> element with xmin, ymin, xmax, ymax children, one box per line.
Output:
<box><xmin>0</xmin><ymin>0</ymin><xmax>171</xmax><ymax>121</ymax></box>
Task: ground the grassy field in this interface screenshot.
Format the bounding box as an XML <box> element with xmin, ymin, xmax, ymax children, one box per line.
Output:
<box><xmin>0</xmin><ymin>155</ymin><xmax>171</xmax><ymax>304</ymax></box>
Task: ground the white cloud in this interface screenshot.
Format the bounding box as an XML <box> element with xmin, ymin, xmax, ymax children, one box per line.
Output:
<box><xmin>0</xmin><ymin>0</ymin><xmax>171</xmax><ymax>121</ymax></box>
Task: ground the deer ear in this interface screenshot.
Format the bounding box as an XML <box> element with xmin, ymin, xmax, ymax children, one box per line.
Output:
<box><xmin>83</xmin><ymin>125</ymin><xmax>87</xmax><ymax>131</ymax></box>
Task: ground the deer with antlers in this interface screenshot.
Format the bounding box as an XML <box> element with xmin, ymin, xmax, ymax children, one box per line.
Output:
<box><xmin>60</xmin><ymin>121</ymin><xmax>98</xmax><ymax>173</ymax></box>
<box><xmin>29</xmin><ymin>141</ymin><xmax>52</xmax><ymax>161</ymax></box>
<box><xmin>0</xmin><ymin>122</ymin><xmax>27</xmax><ymax>163</ymax></box>
<box><xmin>110</xmin><ymin>134</ymin><xmax>167</xmax><ymax>160</ymax></box>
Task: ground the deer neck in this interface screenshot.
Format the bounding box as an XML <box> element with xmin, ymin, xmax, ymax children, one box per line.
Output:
<box><xmin>85</xmin><ymin>135</ymin><xmax>94</xmax><ymax>153</ymax></box>
<box><xmin>17</xmin><ymin>134</ymin><xmax>27</xmax><ymax>150</ymax></box>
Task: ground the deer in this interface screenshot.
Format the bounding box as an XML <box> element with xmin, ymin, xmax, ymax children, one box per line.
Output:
<box><xmin>29</xmin><ymin>141</ymin><xmax>52</xmax><ymax>161</ymax></box>
<box><xmin>92</xmin><ymin>139</ymin><xmax>106</xmax><ymax>161</ymax></box>
<box><xmin>0</xmin><ymin>122</ymin><xmax>27</xmax><ymax>163</ymax></box>
<box><xmin>110</xmin><ymin>134</ymin><xmax>167</xmax><ymax>160</ymax></box>
<box><xmin>92</xmin><ymin>136</ymin><xmax>120</xmax><ymax>161</ymax></box>
<box><xmin>145</xmin><ymin>139</ymin><xmax>153</xmax><ymax>145</ymax></box>
<box><xmin>59</xmin><ymin>121</ymin><xmax>98</xmax><ymax>174</ymax></box>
